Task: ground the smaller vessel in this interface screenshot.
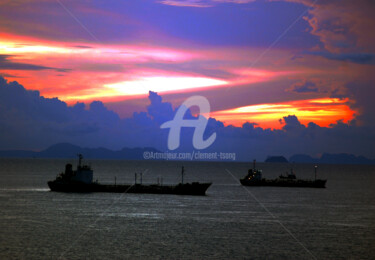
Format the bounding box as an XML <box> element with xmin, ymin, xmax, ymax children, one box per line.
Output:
<box><xmin>240</xmin><ymin>160</ymin><xmax>326</xmax><ymax>188</ymax></box>
<box><xmin>48</xmin><ymin>154</ymin><xmax>211</xmax><ymax>195</ymax></box>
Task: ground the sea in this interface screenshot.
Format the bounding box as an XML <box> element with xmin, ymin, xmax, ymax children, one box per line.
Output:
<box><xmin>0</xmin><ymin>158</ymin><xmax>374</xmax><ymax>260</ymax></box>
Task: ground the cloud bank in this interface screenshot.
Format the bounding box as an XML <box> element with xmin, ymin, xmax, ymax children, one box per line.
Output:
<box><xmin>0</xmin><ymin>76</ymin><xmax>374</xmax><ymax>161</ymax></box>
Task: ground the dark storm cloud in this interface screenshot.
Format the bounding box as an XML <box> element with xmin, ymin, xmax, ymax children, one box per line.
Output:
<box><xmin>1</xmin><ymin>77</ymin><xmax>374</xmax><ymax>160</ymax></box>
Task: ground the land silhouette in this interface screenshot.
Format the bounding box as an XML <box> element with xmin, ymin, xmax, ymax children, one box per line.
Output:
<box><xmin>0</xmin><ymin>143</ymin><xmax>374</xmax><ymax>164</ymax></box>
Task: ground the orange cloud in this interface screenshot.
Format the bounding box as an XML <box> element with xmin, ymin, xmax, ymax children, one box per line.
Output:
<box><xmin>0</xmin><ymin>34</ymin><xmax>204</xmax><ymax>100</ymax></box>
<box><xmin>210</xmin><ymin>98</ymin><xmax>355</xmax><ymax>129</ymax></box>
<box><xmin>1</xmin><ymin>33</ymin><xmax>297</xmax><ymax>104</ymax></box>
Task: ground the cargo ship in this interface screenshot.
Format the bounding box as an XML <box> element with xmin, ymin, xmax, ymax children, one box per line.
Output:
<box><xmin>240</xmin><ymin>160</ymin><xmax>326</xmax><ymax>188</ymax></box>
<box><xmin>48</xmin><ymin>154</ymin><xmax>211</xmax><ymax>195</ymax></box>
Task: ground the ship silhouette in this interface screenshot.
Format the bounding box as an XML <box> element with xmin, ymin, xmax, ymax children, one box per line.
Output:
<box><xmin>48</xmin><ymin>154</ymin><xmax>211</xmax><ymax>195</ymax></box>
<box><xmin>240</xmin><ymin>160</ymin><xmax>327</xmax><ymax>188</ymax></box>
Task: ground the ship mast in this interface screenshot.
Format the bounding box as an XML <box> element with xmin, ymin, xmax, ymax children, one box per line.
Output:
<box><xmin>253</xmin><ymin>159</ymin><xmax>256</xmax><ymax>170</ymax></box>
<box><xmin>78</xmin><ymin>154</ymin><xmax>83</xmax><ymax>168</ymax></box>
<box><xmin>181</xmin><ymin>166</ymin><xmax>184</xmax><ymax>184</ymax></box>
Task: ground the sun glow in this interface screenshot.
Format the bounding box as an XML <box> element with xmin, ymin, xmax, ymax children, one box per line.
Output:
<box><xmin>210</xmin><ymin>98</ymin><xmax>355</xmax><ymax>129</ymax></box>
<box><xmin>104</xmin><ymin>76</ymin><xmax>228</xmax><ymax>96</ymax></box>
<box><xmin>0</xmin><ymin>37</ymin><xmax>196</xmax><ymax>61</ymax></box>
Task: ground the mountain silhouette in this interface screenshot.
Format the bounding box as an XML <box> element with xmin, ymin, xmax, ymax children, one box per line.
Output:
<box><xmin>265</xmin><ymin>156</ymin><xmax>288</xmax><ymax>163</ymax></box>
<box><xmin>0</xmin><ymin>143</ymin><xmax>160</xmax><ymax>159</ymax></box>
<box><xmin>0</xmin><ymin>144</ymin><xmax>374</xmax><ymax>164</ymax></box>
<box><xmin>289</xmin><ymin>153</ymin><xmax>375</xmax><ymax>165</ymax></box>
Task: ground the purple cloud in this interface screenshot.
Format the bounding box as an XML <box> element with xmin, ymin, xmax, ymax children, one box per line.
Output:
<box><xmin>289</xmin><ymin>81</ymin><xmax>318</xmax><ymax>93</ymax></box>
<box><xmin>1</xmin><ymin>76</ymin><xmax>374</xmax><ymax>161</ymax></box>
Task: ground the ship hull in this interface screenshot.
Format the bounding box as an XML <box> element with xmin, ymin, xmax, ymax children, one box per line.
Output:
<box><xmin>48</xmin><ymin>181</ymin><xmax>212</xmax><ymax>196</ymax></box>
<box><xmin>240</xmin><ymin>178</ymin><xmax>326</xmax><ymax>188</ymax></box>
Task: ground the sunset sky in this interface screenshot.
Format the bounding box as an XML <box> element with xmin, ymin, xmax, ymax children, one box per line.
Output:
<box><xmin>0</xmin><ymin>0</ymin><xmax>374</xmax><ymax>159</ymax></box>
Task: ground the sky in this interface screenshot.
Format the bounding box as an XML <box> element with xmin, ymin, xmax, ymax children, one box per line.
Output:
<box><xmin>0</xmin><ymin>0</ymin><xmax>374</xmax><ymax>160</ymax></box>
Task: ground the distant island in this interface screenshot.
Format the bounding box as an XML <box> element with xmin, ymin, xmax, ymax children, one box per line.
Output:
<box><xmin>265</xmin><ymin>156</ymin><xmax>288</xmax><ymax>163</ymax></box>
<box><xmin>265</xmin><ymin>154</ymin><xmax>375</xmax><ymax>165</ymax></box>
<box><xmin>289</xmin><ymin>153</ymin><xmax>375</xmax><ymax>165</ymax></box>
<box><xmin>0</xmin><ymin>143</ymin><xmax>374</xmax><ymax>164</ymax></box>
<box><xmin>0</xmin><ymin>143</ymin><xmax>160</xmax><ymax>160</ymax></box>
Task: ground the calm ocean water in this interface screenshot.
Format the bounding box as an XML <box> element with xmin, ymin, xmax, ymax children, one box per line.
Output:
<box><xmin>0</xmin><ymin>158</ymin><xmax>374</xmax><ymax>259</ymax></box>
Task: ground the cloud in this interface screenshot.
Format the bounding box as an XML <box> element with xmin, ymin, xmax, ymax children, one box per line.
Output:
<box><xmin>282</xmin><ymin>0</ymin><xmax>375</xmax><ymax>53</ymax></box>
<box><xmin>158</xmin><ymin>0</ymin><xmax>213</xmax><ymax>8</ymax></box>
<box><xmin>0</xmin><ymin>72</ymin><xmax>24</xmax><ymax>78</ymax></box>
<box><xmin>1</xmin><ymin>76</ymin><xmax>374</xmax><ymax>160</ymax></box>
<box><xmin>343</xmin><ymin>81</ymin><xmax>375</xmax><ymax>127</ymax></box>
<box><xmin>304</xmin><ymin>51</ymin><xmax>375</xmax><ymax>65</ymax></box>
<box><xmin>0</xmin><ymin>0</ymin><xmax>319</xmax><ymax>50</ymax></box>
<box><xmin>158</xmin><ymin>0</ymin><xmax>255</xmax><ymax>7</ymax></box>
<box><xmin>0</xmin><ymin>54</ymin><xmax>70</xmax><ymax>72</ymax></box>
<box><xmin>289</xmin><ymin>80</ymin><xmax>318</xmax><ymax>93</ymax></box>
<box><xmin>71</xmin><ymin>45</ymin><xmax>93</xmax><ymax>49</ymax></box>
